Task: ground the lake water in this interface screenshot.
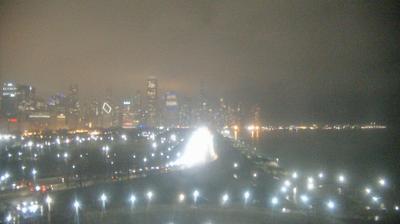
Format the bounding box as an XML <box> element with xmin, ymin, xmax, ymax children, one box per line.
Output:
<box><xmin>244</xmin><ymin>129</ymin><xmax>400</xmax><ymax>188</ymax></box>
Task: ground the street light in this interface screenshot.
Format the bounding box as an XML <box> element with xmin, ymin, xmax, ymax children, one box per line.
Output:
<box><xmin>73</xmin><ymin>200</ymin><xmax>80</xmax><ymax>224</ymax></box>
<box><xmin>378</xmin><ymin>178</ymin><xmax>386</xmax><ymax>187</ymax></box>
<box><xmin>326</xmin><ymin>200</ymin><xmax>335</xmax><ymax>210</ymax></box>
<box><xmin>244</xmin><ymin>191</ymin><xmax>250</xmax><ymax>204</ymax></box>
<box><xmin>193</xmin><ymin>190</ymin><xmax>200</xmax><ymax>203</ymax></box>
<box><xmin>147</xmin><ymin>191</ymin><xmax>153</xmax><ymax>202</ymax></box>
<box><xmin>271</xmin><ymin>196</ymin><xmax>279</xmax><ymax>206</ymax></box>
<box><xmin>73</xmin><ymin>200</ymin><xmax>80</xmax><ymax>211</ymax></box>
<box><xmin>100</xmin><ymin>193</ymin><xmax>107</xmax><ymax>210</ymax></box>
<box><xmin>300</xmin><ymin>194</ymin><xmax>309</xmax><ymax>204</ymax></box>
<box><xmin>129</xmin><ymin>194</ymin><xmax>136</xmax><ymax>208</ymax></box>
<box><xmin>338</xmin><ymin>174</ymin><xmax>345</xmax><ymax>184</ymax></box>
<box><xmin>178</xmin><ymin>193</ymin><xmax>185</xmax><ymax>203</ymax></box>
<box><xmin>222</xmin><ymin>193</ymin><xmax>229</xmax><ymax>205</ymax></box>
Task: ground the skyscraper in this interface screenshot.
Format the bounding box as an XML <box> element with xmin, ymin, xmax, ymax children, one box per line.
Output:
<box><xmin>145</xmin><ymin>77</ymin><xmax>158</xmax><ymax>127</ymax></box>
<box><xmin>1</xmin><ymin>82</ymin><xmax>18</xmax><ymax>118</ymax></box>
<box><xmin>163</xmin><ymin>91</ymin><xmax>179</xmax><ymax>127</ymax></box>
<box><xmin>66</xmin><ymin>84</ymin><xmax>80</xmax><ymax>129</ymax></box>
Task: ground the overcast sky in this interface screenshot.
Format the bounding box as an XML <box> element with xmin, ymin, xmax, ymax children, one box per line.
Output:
<box><xmin>1</xmin><ymin>0</ymin><xmax>399</xmax><ymax>123</ymax></box>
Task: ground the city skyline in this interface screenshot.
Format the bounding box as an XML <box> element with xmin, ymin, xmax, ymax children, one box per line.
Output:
<box><xmin>1</xmin><ymin>0</ymin><xmax>399</xmax><ymax>124</ymax></box>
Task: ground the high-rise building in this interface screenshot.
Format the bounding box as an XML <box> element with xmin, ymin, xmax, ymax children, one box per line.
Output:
<box><xmin>17</xmin><ymin>85</ymin><xmax>36</xmax><ymax>113</ymax></box>
<box><xmin>120</xmin><ymin>99</ymin><xmax>139</xmax><ymax>128</ymax></box>
<box><xmin>1</xmin><ymin>82</ymin><xmax>18</xmax><ymax>118</ymax></box>
<box><xmin>145</xmin><ymin>77</ymin><xmax>158</xmax><ymax>127</ymax></box>
<box><xmin>66</xmin><ymin>84</ymin><xmax>80</xmax><ymax>129</ymax></box>
<box><xmin>163</xmin><ymin>91</ymin><xmax>179</xmax><ymax>127</ymax></box>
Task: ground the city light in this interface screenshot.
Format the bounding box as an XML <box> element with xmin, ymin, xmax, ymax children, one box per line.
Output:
<box><xmin>338</xmin><ymin>174</ymin><xmax>346</xmax><ymax>183</ymax></box>
<box><xmin>271</xmin><ymin>196</ymin><xmax>279</xmax><ymax>206</ymax></box>
<box><xmin>73</xmin><ymin>200</ymin><xmax>80</xmax><ymax>210</ymax></box>
<box><xmin>5</xmin><ymin>213</ymin><xmax>12</xmax><ymax>222</ymax></box>
<box><xmin>244</xmin><ymin>191</ymin><xmax>250</xmax><ymax>203</ymax></box>
<box><xmin>222</xmin><ymin>193</ymin><xmax>229</xmax><ymax>205</ymax></box>
<box><xmin>178</xmin><ymin>193</ymin><xmax>185</xmax><ymax>203</ymax></box>
<box><xmin>378</xmin><ymin>178</ymin><xmax>386</xmax><ymax>187</ymax></box>
<box><xmin>193</xmin><ymin>190</ymin><xmax>200</xmax><ymax>203</ymax></box>
<box><xmin>327</xmin><ymin>200</ymin><xmax>335</xmax><ymax>210</ymax></box>
<box><xmin>129</xmin><ymin>194</ymin><xmax>136</xmax><ymax>207</ymax></box>
<box><xmin>300</xmin><ymin>194</ymin><xmax>309</xmax><ymax>204</ymax></box>
<box><xmin>45</xmin><ymin>195</ymin><xmax>53</xmax><ymax>205</ymax></box>
<box><xmin>146</xmin><ymin>191</ymin><xmax>153</xmax><ymax>201</ymax></box>
<box><xmin>32</xmin><ymin>168</ymin><xmax>37</xmax><ymax>176</ymax></box>
<box><xmin>100</xmin><ymin>193</ymin><xmax>107</xmax><ymax>207</ymax></box>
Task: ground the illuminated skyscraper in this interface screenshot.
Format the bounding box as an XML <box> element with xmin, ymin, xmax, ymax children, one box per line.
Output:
<box><xmin>163</xmin><ymin>91</ymin><xmax>179</xmax><ymax>127</ymax></box>
<box><xmin>1</xmin><ymin>82</ymin><xmax>18</xmax><ymax>118</ymax></box>
<box><xmin>145</xmin><ymin>77</ymin><xmax>158</xmax><ymax>127</ymax></box>
<box><xmin>66</xmin><ymin>84</ymin><xmax>80</xmax><ymax>129</ymax></box>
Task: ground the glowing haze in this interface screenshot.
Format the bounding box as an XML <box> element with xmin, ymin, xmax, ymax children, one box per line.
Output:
<box><xmin>176</xmin><ymin>127</ymin><xmax>217</xmax><ymax>167</ymax></box>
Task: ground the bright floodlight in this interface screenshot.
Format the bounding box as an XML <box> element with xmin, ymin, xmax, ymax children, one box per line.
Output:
<box><xmin>178</xmin><ymin>193</ymin><xmax>185</xmax><ymax>202</ymax></box>
<box><xmin>318</xmin><ymin>172</ymin><xmax>324</xmax><ymax>179</ymax></box>
<box><xmin>292</xmin><ymin>172</ymin><xmax>298</xmax><ymax>179</ymax></box>
<box><xmin>327</xmin><ymin>200</ymin><xmax>335</xmax><ymax>210</ymax></box>
<box><xmin>176</xmin><ymin>127</ymin><xmax>217</xmax><ymax>167</ymax></box>
<box><xmin>378</xmin><ymin>178</ymin><xmax>386</xmax><ymax>187</ymax></box>
<box><xmin>395</xmin><ymin>205</ymin><xmax>399</xmax><ymax>211</ymax></box>
<box><xmin>365</xmin><ymin>187</ymin><xmax>372</xmax><ymax>195</ymax></box>
<box><xmin>32</xmin><ymin>168</ymin><xmax>37</xmax><ymax>176</ymax></box>
<box><xmin>147</xmin><ymin>191</ymin><xmax>153</xmax><ymax>201</ymax></box>
<box><xmin>372</xmin><ymin>196</ymin><xmax>379</xmax><ymax>203</ymax></box>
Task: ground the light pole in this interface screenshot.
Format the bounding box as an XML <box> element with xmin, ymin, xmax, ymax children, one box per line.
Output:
<box><xmin>129</xmin><ymin>194</ymin><xmax>136</xmax><ymax>209</ymax></box>
<box><xmin>244</xmin><ymin>191</ymin><xmax>250</xmax><ymax>205</ymax></box>
<box><xmin>73</xmin><ymin>200</ymin><xmax>80</xmax><ymax>224</ymax></box>
<box><xmin>193</xmin><ymin>190</ymin><xmax>200</xmax><ymax>205</ymax></box>
<box><xmin>100</xmin><ymin>193</ymin><xmax>107</xmax><ymax>213</ymax></box>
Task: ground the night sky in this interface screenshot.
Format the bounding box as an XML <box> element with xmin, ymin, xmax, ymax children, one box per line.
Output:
<box><xmin>1</xmin><ymin>0</ymin><xmax>399</xmax><ymax>124</ymax></box>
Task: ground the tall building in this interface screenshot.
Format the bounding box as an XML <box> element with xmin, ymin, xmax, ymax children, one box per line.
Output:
<box><xmin>145</xmin><ymin>77</ymin><xmax>158</xmax><ymax>127</ymax></box>
<box><xmin>17</xmin><ymin>85</ymin><xmax>36</xmax><ymax>113</ymax></box>
<box><xmin>66</xmin><ymin>85</ymin><xmax>80</xmax><ymax>129</ymax></box>
<box><xmin>1</xmin><ymin>82</ymin><xmax>18</xmax><ymax>118</ymax></box>
<box><xmin>163</xmin><ymin>91</ymin><xmax>179</xmax><ymax>127</ymax></box>
<box><xmin>120</xmin><ymin>99</ymin><xmax>139</xmax><ymax>128</ymax></box>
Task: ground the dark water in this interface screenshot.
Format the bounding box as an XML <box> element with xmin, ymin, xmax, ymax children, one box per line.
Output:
<box><xmin>246</xmin><ymin>129</ymin><xmax>400</xmax><ymax>187</ymax></box>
